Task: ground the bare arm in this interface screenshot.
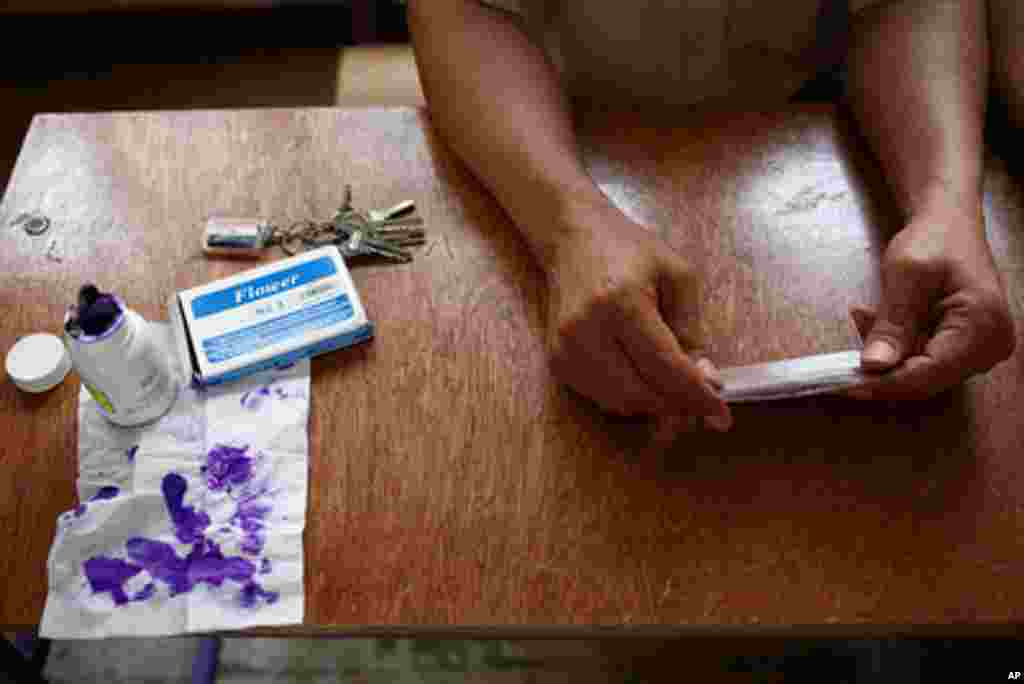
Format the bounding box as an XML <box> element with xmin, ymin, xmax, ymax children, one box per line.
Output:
<box><xmin>848</xmin><ymin>0</ymin><xmax>987</xmax><ymax>218</ymax></box>
<box><xmin>845</xmin><ymin>0</ymin><xmax>1014</xmax><ymax>397</ymax></box>
<box><xmin>408</xmin><ymin>0</ymin><xmax>602</xmax><ymax>268</ymax></box>
<box><xmin>408</xmin><ymin>0</ymin><xmax>730</xmax><ymax>426</ymax></box>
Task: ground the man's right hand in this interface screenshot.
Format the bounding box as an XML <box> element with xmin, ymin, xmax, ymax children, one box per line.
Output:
<box><xmin>542</xmin><ymin>203</ymin><xmax>733</xmax><ymax>430</ymax></box>
<box><xmin>411</xmin><ymin>0</ymin><xmax>727</xmax><ymax>431</ymax></box>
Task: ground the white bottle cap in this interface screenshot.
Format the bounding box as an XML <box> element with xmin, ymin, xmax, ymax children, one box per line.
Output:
<box><xmin>5</xmin><ymin>333</ymin><xmax>72</xmax><ymax>393</ymax></box>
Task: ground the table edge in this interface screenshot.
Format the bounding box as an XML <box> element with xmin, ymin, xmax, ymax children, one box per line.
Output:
<box><xmin>7</xmin><ymin>624</ymin><xmax>1020</xmax><ymax>640</ymax></box>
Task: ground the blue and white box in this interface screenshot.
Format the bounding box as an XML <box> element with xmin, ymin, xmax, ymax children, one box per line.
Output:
<box><xmin>169</xmin><ymin>246</ymin><xmax>373</xmax><ymax>386</ymax></box>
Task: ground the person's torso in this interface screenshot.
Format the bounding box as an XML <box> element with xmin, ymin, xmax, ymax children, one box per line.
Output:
<box><xmin>505</xmin><ymin>0</ymin><xmax>848</xmax><ymax>109</ymax></box>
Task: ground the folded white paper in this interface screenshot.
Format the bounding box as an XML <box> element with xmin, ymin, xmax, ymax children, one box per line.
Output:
<box><xmin>41</xmin><ymin>324</ymin><xmax>308</xmax><ymax>639</ymax></box>
<box><xmin>718</xmin><ymin>350</ymin><xmax>868</xmax><ymax>403</ymax></box>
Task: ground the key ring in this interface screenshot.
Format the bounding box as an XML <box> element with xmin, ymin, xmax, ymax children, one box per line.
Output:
<box><xmin>274</xmin><ymin>220</ymin><xmax>325</xmax><ymax>256</ymax></box>
<box><xmin>266</xmin><ymin>184</ymin><xmax>424</xmax><ymax>261</ymax></box>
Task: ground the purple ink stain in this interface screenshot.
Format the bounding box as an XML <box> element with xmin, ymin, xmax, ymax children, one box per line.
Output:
<box><xmin>240</xmin><ymin>528</ymin><xmax>266</xmax><ymax>556</ymax></box>
<box><xmin>241</xmin><ymin>382</ymin><xmax>304</xmax><ymax>408</ymax></box>
<box><xmin>84</xmin><ymin>464</ymin><xmax>279</xmax><ymax>609</ymax></box>
<box><xmin>277</xmin><ymin>385</ymin><xmax>305</xmax><ymax>400</ymax></box>
<box><xmin>189</xmin><ymin>542</ymin><xmax>256</xmax><ymax>585</ymax></box>
<box><xmin>127</xmin><ymin>446</ymin><xmax>138</xmax><ymax>462</ymax></box>
<box><xmin>232</xmin><ymin>496</ymin><xmax>271</xmax><ymax>556</ymax></box>
<box><xmin>162</xmin><ymin>473</ymin><xmax>211</xmax><ymax>544</ymax></box>
<box><xmin>83</xmin><ymin>556</ymin><xmax>142</xmax><ymax>606</ymax></box>
<box><xmin>240</xmin><ymin>386</ymin><xmax>272</xmax><ymax>411</ymax></box>
<box><xmin>126</xmin><ymin>536</ymin><xmax>257</xmax><ymax>595</ymax></box>
<box><xmin>90</xmin><ymin>486</ymin><xmax>120</xmax><ymax>501</ymax></box>
<box><xmin>125</xmin><ymin>537</ymin><xmax>191</xmax><ymax>595</ymax></box>
<box><xmin>134</xmin><ymin>582</ymin><xmax>157</xmax><ymax>601</ymax></box>
<box><xmin>239</xmin><ymin>581</ymin><xmax>279</xmax><ymax>608</ymax></box>
<box><xmin>203</xmin><ymin>445</ymin><xmax>253</xmax><ymax>491</ymax></box>
<box><xmin>74</xmin><ymin>486</ymin><xmax>122</xmax><ymax>517</ymax></box>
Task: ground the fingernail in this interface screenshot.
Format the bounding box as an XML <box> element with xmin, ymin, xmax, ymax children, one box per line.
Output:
<box><xmin>846</xmin><ymin>388</ymin><xmax>873</xmax><ymax>400</ymax></box>
<box><xmin>696</xmin><ymin>357</ymin><xmax>723</xmax><ymax>388</ymax></box>
<box><xmin>862</xmin><ymin>340</ymin><xmax>899</xmax><ymax>369</ymax></box>
<box><xmin>705</xmin><ymin>410</ymin><xmax>732</xmax><ymax>432</ymax></box>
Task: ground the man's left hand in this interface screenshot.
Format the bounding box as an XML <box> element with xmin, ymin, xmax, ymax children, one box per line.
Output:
<box><xmin>852</xmin><ymin>199</ymin><xmax>1016</xmax><ymax>399</ymax></box>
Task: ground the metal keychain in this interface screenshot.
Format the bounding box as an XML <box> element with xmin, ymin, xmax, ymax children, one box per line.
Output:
<box><xmin>264</xmin><ymin>185</ymin><xmax>425</xmax><ymax>262</ymax></box>
<box><xmin>337</xmin><ymin>230</ymin><xmax>413</xmax><ymax>263</ymax></box>
<box><xmin>368</xmin><ymin>200</ymin><xmax>416</xmax><ymax>223</ymax></box>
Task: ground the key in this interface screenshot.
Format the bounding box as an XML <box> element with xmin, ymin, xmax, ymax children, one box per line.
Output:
<box><xmin>367</xmin><ymin>217</ymin><xmax>425</xmax><ymax>232</ymax></box>
<box><xmin>366</xmin><ymin>229</ymin><xmax>426</xmax><ymax>247</ymax></box>
<box><xmin>340</xmin><ymin>185</ymin><xmax>354</xmax><ymax>213</ymax></box>
<box><xmin>368</xmin><ymin>200</ymin><xmax>416</xmax><ymax>223</ymax></box>
<box><xmin>336</xmin><ymin>217</ymin><xmax>425</xmax><ymax>245</ymax></box>
<box><xmin>359</xmin><ymin>234</ymin><xmax>414</xmax><ymax>262</ymax></box>
<box><xmin>337</xmin><ymin>230</ymin><xmax>412</xmax><ymax>263</ymax></box>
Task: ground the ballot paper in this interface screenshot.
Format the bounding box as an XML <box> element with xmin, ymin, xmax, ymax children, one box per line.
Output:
<box><xmin>718</xmin><ymin>350</ymin><xmax>869</xmax><ymax>403</ymax></box>
<box><xmin>40</xmin><ymin>324</ymin><xmax>308</xmax><ymax>639</ymax></box>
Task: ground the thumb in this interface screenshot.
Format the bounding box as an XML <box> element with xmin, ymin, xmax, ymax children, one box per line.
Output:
<box><xmin>862</xmin><ymin>267</ymin><xmax>934</xmax><ymax>371</ymax></box>
<box><xmin>658</xmin><ymin>261</ymin><xmax>706</xmax><ymax>355</ymax></box>
<box><xmin>659</xmin><ymin>265</ymin><xmax>731</xmax><ymax>430</ymax></box>
<box><xmin>849</xmin><ymin>306</ymin><xmax>876</xmax><ymax>347</ymax></box>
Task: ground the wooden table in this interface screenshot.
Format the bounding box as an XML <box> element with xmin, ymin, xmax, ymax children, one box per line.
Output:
<box><xmin>1</xmin><ymin>105</ymin><xmax>1022</xmax><ymax>637</ymax></box>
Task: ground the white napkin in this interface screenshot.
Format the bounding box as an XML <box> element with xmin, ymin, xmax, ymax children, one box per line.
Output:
<box><xmin>41</xmin><ymin>324</ymin><xmax>308</xmax><ymax>639</ymax></box>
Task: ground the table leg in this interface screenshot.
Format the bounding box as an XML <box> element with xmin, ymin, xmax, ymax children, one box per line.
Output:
<box><xmin>12</xmin><ymin>633</ymin><xmax>50</xmax><ymax>676</ymax></box>
<box><xmin>191</xmin><ymin>636</ymin><xmax>221</xmax><ymax>684</ymax></box>
<box><xmin>1</xmin><ymin>635</ymin><xmax>48</xmax><ymax>684</ymax></box>
<box><xmin>350</xmin><ymin>0</ymin><xmax>378</xmax><ymax>44</ymax></box>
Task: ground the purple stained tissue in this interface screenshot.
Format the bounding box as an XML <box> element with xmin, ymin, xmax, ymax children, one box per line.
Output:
<box><xmin>73</xmin><ymin>486</ymin><xmax>122</xmax><ymax>518</ymax></box>
<box><xmin>202</xmin><ymin>445</ymin><xmax>253</xmax><ymax>492</ymax></box>
<box><xmin>240</xmin><ymin>386</ymin><xmax>273</xmax><ymax>411</ymax></box>
<box><xmin>162</xmin><ymin>474</ymin><xmax>211</xmax><ymax>544</ymax></box>
<box><xmin>83</xmin><ymin>472</ymin><xmax>279</xmax><ymax>609</ymax></box>
<box><xmin>233</xmin><ymin>492</ymin><xmax>272</xmax><ymax>556</ymax></box>
<box><xmin>91</xmin><ymin>486</ymin><xmax>120</xmax><ymax>501</ymax></box>
<box><xmin>47</xmin><ymin>345</ymin><xmax>309</xmax><ymax>639</ymax></box>
<box><xmin>83</xmin><ymin>557</ymin><xmax>154</xmax><ymax>606</ymax></box>
<box><xmin>240</xmin><ymin>382</ymin><xmax>304</xmax><ymax>410</ymax></box>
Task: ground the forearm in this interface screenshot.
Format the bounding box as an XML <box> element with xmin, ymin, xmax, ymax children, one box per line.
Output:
<box><xmin>408</xmin><ymin>0</ymin><xmax>610</xmax><ymax>271</ymax></box>
<box><xmin>847</xmin><ymin>0</ymin><xmax>988</xmax><ymax>221</ymax></box>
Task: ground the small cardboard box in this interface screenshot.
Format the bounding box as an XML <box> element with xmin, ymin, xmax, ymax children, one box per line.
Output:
<box><xmin>169</xmin><ymin>246</ymin><xmax>373</xmax><ymax>386</ymax></box>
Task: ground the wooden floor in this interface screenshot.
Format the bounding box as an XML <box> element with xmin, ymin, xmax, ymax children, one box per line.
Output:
<box><xmin>1</xmin><ymin>50</ymin><xmax>322</xmax><ymax>191</ymax></box>
<box><xmin>0</xmin><ymin>7</ymin><xmax>423</xmax><ymax>196</ymax></box>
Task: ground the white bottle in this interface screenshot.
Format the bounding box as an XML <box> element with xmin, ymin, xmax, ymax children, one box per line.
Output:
<box><xmin>65</xmin><ymin>292</ymin><xmax>179</xmax><ymax>427</ymax></box>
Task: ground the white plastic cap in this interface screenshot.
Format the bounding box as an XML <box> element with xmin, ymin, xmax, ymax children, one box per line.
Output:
<box><xmin>5</xmin><ymin>333</ymin><xmax>72</xmax><ymax>393</ymax></box>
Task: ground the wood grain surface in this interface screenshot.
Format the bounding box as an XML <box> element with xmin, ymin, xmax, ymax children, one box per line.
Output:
<box><xmin>1</xmin><ymin>105</ymin><xmax>1022</xmax><ymax>635</ymax></box>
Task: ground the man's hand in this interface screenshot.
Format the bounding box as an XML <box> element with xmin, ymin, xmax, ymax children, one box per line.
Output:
<box><xmin>853</xmin><ymin>201</ymin><xmax>1016</xmax><ymax>399</ymax></box>
<box><xmin>543</xmin><ymin>203</ymin><xmax>733</xmax><ymax>430</ymax></box>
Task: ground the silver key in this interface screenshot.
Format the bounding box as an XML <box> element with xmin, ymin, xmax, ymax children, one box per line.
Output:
<box><xmin>360</xmin><ymin>234</ymin><xmax>414</xmax><ymax>262</ymax></box>
<box><xmin>366</xmin><ymin>226</ymin><xmax>426</xmax><ymax>244</ymax></box>
<box><xmin>368</xmin><ymin>200</ymin><xmax>416</xmax><ymax>223</ymax></box>
<box><xmin>368</xmin><ymin>216</ymin><xmax>424</xmax><ymax>230</ymax></box>
<box><xmin>335</xmin><ymin>216</ymin><xmax>425</xmax><ymax>247</ymax></box>
<box><xmin>337</xmin><ymin>230</ymin><xmax>412</xmax><ymax>263</ymax></box>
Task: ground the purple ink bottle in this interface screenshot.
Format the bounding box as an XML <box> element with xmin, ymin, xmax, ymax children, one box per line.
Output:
<box><xmin>64</xmin><ymin>284</ymin><xmax>179</xmax><ymax>426</ymax></box>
